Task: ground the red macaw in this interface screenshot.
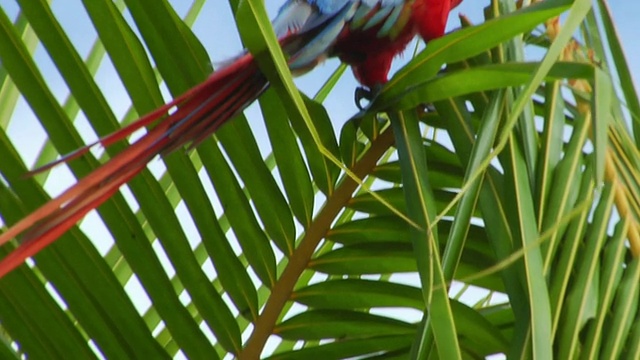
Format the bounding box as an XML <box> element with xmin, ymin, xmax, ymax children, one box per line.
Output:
<box><xmin>0</xmin><ymin>0</ymin><xmax>463</xmax><ymax>277</ymax></box>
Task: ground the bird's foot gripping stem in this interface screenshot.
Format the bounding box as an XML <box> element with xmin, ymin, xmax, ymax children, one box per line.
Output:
<box><xmin>354</xmin><ymin>84</ymin><xmax>383</xmax><ymax>111</ymax></box>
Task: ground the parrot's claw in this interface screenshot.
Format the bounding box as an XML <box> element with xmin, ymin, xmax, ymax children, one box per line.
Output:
<box><xmin>354</xmin><ymin>84</ymin><xmax>383</xmax><ymax>111</ymax></box>
<box><xmin>354</xmin><ymin>87</ymin><xmax>373</xmax><ymax>110</ymax></box>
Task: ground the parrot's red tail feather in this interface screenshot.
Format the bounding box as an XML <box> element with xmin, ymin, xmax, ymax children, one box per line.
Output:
<box><xmin>26</xmin><ymin>53</ymin><xmax>259</xmax><ymax>176</ymax></box>
<box><xmin>0</xmin><ymin>52</ymin><xmax>267</xmax><ymax>278</ymax></box>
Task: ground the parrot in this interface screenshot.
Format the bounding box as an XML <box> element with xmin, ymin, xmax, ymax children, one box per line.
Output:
<box><xmin>0</xmin><ymin>0</ymin><xmax>463</xmax><ymax>277</ymax></box>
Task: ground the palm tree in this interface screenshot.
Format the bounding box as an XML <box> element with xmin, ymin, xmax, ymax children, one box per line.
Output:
<box><xmin>0</xmin><ymin>0</ymin><xmax>638</xmax><ymax>358</ymax></box>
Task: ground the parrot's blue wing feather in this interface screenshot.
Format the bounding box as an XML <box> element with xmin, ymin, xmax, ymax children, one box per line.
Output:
<box><xmin>287</xmin><ymin>1</ymin><xmax>359</xmax><ymax>71</ymax></box>
<box><xmin>272</xmin><ymin>0</ymin><xmax>408</xmax><ymax>72</ymax></box>
<box><xmin>377</xmin><ymin>3</ymin><xmax>405</xmax><ymax>37</ymax></box>
<box><xmin>362</xmin><ymin>4</ymin><xmax>394</xmax><ymax>30</ymax></box>
<box><xmin>351</xmin><ymin>3</ymin><xmax>376</xmax><ymax>27</ymax></box>
<box><xmin>272</xmin><ymin>1</ymin><xmax>316</xmax><ymax>37</ymax></box>
<box><xmin>272</xmin><ymin>0</ymin><xmax>352</xmax><ymax>37</ymax></box>
<box><xmin>308</xmin><ymin>0</ymin><xmax>356</xmax><ymax>14</ymax></box>
<box><xmin>272</xmin><ymin>0</ymin><xmax>358</xmax><ymax>71</ymax></box>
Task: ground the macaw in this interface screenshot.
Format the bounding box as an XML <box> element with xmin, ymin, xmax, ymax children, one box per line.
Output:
<box><xmin>0</xmin><ymin>0</ymin><xmax>463</xmax><ymax>277</ymax></box>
